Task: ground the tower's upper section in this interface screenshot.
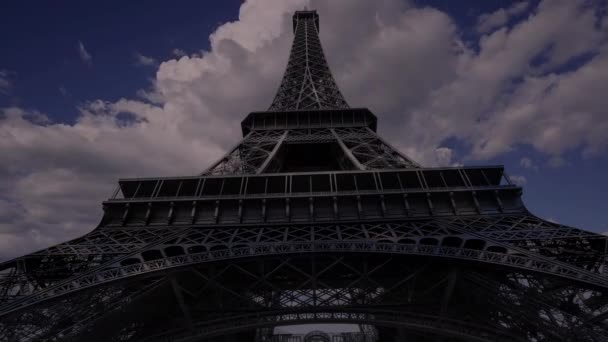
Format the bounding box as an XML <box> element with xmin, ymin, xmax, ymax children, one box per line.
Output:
<box><xmin>268</xmin><ymin>10</ymin><xmax>350</xmax><ymax>111</ymax></box>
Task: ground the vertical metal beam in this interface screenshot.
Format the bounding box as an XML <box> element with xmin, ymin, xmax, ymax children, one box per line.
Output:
<box><xmin>256</xmin><ymin>130</ymin><xmax>289</xmax><ymax>174</ymax></box>
<box><xmin>295</xmin><ymin>21</ymin><xmax>309</xmax><ymax>109</ymax></box>
<box><xmin>331</xmin><ymin>128</ymin><xmax>366</xmax><ymax>170</ymax></box>
<box><xmin>170</xmin><ymin>276</ymin><xmax>194</xmax><ymax>331</ymax></box>
<box><xmin>440</xmin><ymin>269</ymin><xmax>458</xmax><ymax>316</ymax></box>
<box><xmin>432</xmin><ymin>269</ymin><xmax>458</xmax><ymax>342</ymax></box>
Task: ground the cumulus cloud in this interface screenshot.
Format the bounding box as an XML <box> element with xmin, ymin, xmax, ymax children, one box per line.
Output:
<box><xmin>135</xmin><ymin>52</ymin><xmax>157</xmax><ymax>66</ymax></box>
<box><xmin>0</xmin><ymin>69</ymin><xmax>12</xmax><ymax>95</ymax></box>
<box><xmin>1</xmin><ymin>0</ymin><xmax>608</xmax><ymax>260</ymax></box>
<box><xmin>77</xmin><ymin>40</ymin><xmax>93</xmax><ymax>66</ymax></box>
<box><xmin>0</xmin><ymin>101</ymin><xmax>224</xmax><ymax>258</ymax></box>
<box><xmin>0</xmin><ymin>0</ymin><xmax>304</xmax><ymax>259</ymax></box>
<box><xmin>401</xmin><ymin>0</ymin><xmax>608</xmax><ymax>162</ymax></box>
<box><xmin>477</xmin><ymin>1</ymin><xmax>529</xmax><ymax>34</ymax></box>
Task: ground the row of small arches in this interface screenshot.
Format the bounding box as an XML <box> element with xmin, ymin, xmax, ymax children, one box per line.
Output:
<box><xmin>120</xmin><ymin>236</ymin><xmax>512</xmax><ymax>266</ymax></box>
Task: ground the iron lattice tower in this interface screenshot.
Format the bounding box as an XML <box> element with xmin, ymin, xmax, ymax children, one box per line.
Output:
<box><xmin>1</xmin><ymin>10</ymin><xmax>608</xmax><ymax>342</ymax></box>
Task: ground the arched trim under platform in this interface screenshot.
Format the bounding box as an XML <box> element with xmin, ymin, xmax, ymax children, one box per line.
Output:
<box><xmin>3</xmin><ymin>238</ymin><xmax>606</xmax><ymax>318</ymax></box>
<box><xmin>140</xmin><ymin>309</ymin><xmax>524</xmax><ymax>342</ymax></box>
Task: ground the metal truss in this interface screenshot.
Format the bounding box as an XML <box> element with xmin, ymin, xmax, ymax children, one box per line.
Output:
<box><xmin>2</xmin><ymin>253</ymin><xmax>606</xmax><ymax>341</ymax></box>
<box><xmin>0</xmin><ymin>276</ymin><xmax>166</xmax><ymax>342</ymax></box>
<box><xmin>445</xmin><ymin>215</ymin><xmax>608</xmax><ymax>272</ymax></box>
<box><xmin>332</xmin><ymin>127</ymin><xmax>418</xmax><ymax>169</ymax></box>
<box><xmin>5</xmin><ymin>239</ymin><xmax>604</xmax><ymax>309</ymax></box>
<box><xmin>465</xmin><ymin>271</ymin><xmax>608</xmax><ymax>341</ymax></box>
<box><xmin>268</xmin><ymin>11</ymin><xmax>348</xmax><ymax>111</ymax></box>
<box><xmin>202</xmin><ymin>130</ymin><xmax>286</xmax><ymax>175</ymax></box>
<box><xmin>203</xmin><ymin>128</ymin><xmax>418</xmax><ymax>175</ymax></box>
<box><xmin>0</xmin><ymin>227</ymin><xmax>186</xmax><ymax>303</ymax></box>
<box><xmin>1</xmin><ymin>214</ymin><xmax>607</xmax><ymax>318</ymax></box>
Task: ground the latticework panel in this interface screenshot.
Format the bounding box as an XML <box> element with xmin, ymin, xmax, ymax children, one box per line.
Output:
<box><xmin>2</xmin><ymin>214</ymin><xmax>607</xmax><ymax>326</ymax></box>
<box><xmin>203</xmin><ymin>130</ymin><xmax>288</xmax><ymax>175</ymax></box>
<box><xmin>2</xmin><ymin>254</ymin><xmax>607</xmax><ymax>342</ymax></box>
<box><xmin>203</xmin><ymin>128</ymin><xmax>418</xmax><ymax>175</ymax></box>
<box><xmin>268</xmin><ymin>11</ymin><xmax>349</xmax><ymax>111</ymax></box>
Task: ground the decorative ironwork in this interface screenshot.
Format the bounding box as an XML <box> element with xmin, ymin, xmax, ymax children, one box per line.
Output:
<box><xmin>1</xmin><ymin>8</ymin><xmax>607</xmax><ymax>342</ymax></box>
<box><xmin>269</xmin><ymin>11</ymin><xmax>349</xmax><ymax>111</ymax></box>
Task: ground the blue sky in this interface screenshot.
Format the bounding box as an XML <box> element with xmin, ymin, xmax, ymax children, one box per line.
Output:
<box><xmin>0</xmin><ymin>0</ymin><xmax>607</xmax><ymax>259</ymax></box>
<box><xmin>0</xmin><ymin>1</ymin><xmax>241</xmax><ymax>121</ymax></box>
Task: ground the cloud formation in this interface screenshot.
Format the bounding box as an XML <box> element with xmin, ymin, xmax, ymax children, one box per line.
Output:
<box><xmin>135</xmin><ymin>53</ymin><xmax>157</xmax><ymax>67</ymax></box>
<box><xmin>399</xmin><ymin>0</ymin><xmax>608</xmax><ymax>162</ymax></box>
<box><xmin>477</xmin><ymin>1</ymin><xmax>529</xmax><ymax>34</ymax></box>
<box><xmin>1</xmin><ymin>0</ymin><xmax>607</xmax><ymax>260</ymax></box>
<box><xmin>508</xmin><ymin>174</ymin><xmax>527</xmax><ymax>186</ymax></box>
<box><xmin>519</xmin><ymin>157</ymin><xmax>537</xmax><ymax>170</ymax></box>
<box><xmin>172</xmin><ymin>48</ymin><xmax>187</xmax><ymax>57</ymax></box>
<box><xmin>77</xmin><ymin>40</ymin><xmax>93</xmax><ymax>66</ymax></box>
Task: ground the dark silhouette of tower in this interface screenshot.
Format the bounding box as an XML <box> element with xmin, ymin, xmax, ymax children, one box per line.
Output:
<box><xmin>1</xmin><ymin>10</ymin><xmax>607</xmax><ymax>342</ymax></box>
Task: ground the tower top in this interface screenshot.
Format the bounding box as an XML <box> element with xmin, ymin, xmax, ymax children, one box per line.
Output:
<box><xmin>293</xmin><ymin>10</ymin><xmax>319</xmax><ymax>32</ymax></box>
<box><xmin>269</xmin><ymin>10</ymin><xmax>348</xmax><ymax>111</ymax></box>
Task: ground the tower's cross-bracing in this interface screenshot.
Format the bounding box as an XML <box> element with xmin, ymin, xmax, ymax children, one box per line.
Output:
<box><xmin>1</xmin><ymin>9</ymin><xmax>607</xmax><ymax>342</ymax></box>
<box><xmin>269</xmin><ymin>11</ymin><xmax>348</xmax><ymax>111</ymax></box>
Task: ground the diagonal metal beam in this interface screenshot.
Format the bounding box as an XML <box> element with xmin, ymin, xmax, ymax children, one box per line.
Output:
<box><xmin>365</xmin><ymin>127</ymin><xmax>420</xmax><ymax>167</ymax></box>
<box><xmin>331</xmin><ymin>128</ymin><xmax>365</xmax><ymax>170</ymax></box>
<box><xmin>170</xmin><ymin>275</ymin><xmax>194</xmax><ymax>331</ymax></box>
<box><xmin>201</xmin><ymin>131</ymin><xmax>253</xmax><ymax>175</ymax></box>
<box><xmin>256</xmin><ymin>130</ymin><xmax>289</xmax><ymax>174</ymax></box>
<box><xmin>440</xmin><ymin>268</ymin><xmax>458</xmax><ymax>317</ymax></box>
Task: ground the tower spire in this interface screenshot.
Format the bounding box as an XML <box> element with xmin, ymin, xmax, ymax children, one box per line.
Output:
<box><xmin>268</xmin><ymin>10</ymin><xmax>349</xmax><ymax>111</ymax></box>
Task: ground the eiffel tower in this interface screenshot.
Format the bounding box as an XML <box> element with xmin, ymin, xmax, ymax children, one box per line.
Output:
<box><xmin>1</xmin><ymin>9</ymin><xmax>607</xmax><ymax>342</ymax></box>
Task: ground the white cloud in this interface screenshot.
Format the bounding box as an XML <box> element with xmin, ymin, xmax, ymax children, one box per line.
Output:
<box><xmin>508</xmin><ymin>174</ymin><xmax>527</xmax><ymax>186</ymax></box>
<box><xmin>477</xmin><ymin>1</ymin><xmax>529</xmax><ymax>34</ymax></box>
<box><xmin>78</xmin><ymin>40</ymin><xmax>93</xmax><ymax>66</ymax></box>
<box><xmin>0</xmin><ymin>70</ymin><xmax>11</xmax><ymax>95</ymax></box>
<box><xmin>172</xmin><ymin>48</ymin><xmax>187</xmax><ymax>57</ymax></box>
<box><xmin>434</xmin><ymin>147</ymin><xmax>453</xmax><ymax>166</ymax></box>
<box><xmin>519</xmin><ymin>157</ymin><xmax>537</xmax><ymax>170</ymax></box>
<box><xmin>402</xmin><ymin>0</ymin><xmax>608</xmax><ymax>163</ymax></box>
<box><xmin>509</xmin><ymin>1</ymin><xmax>529</xmax><ymax>15</ymax></box>
<box><xmin>135</xmin><ymin>52</ymin><xmax>157</xmax><ymax>66</ymax></box>
<box><xmin>1</xmin><ymin>0</ymin><xmax>608</xmax><ymax>260</ymax></box>
<box><xmin>0</xmin><ymin>101</ymin><xmax>225</xmax><ymax>259</ymax></box>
